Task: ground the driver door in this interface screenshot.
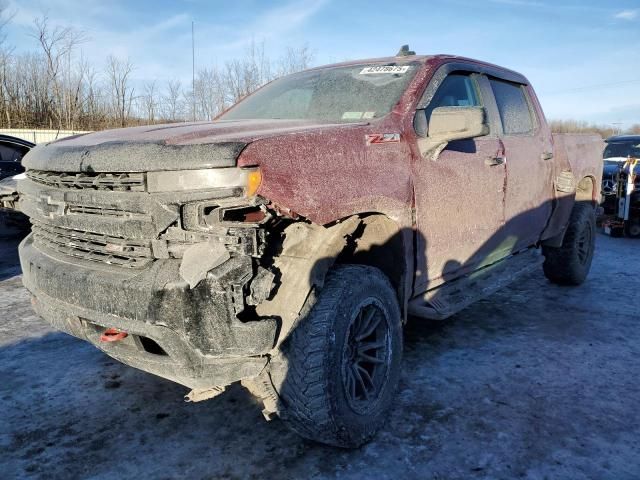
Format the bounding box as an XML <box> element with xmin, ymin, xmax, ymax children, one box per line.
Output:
<box><xmin>413</xmin><ymin>72</ymin><xmax>509</xmax><ymax>292</ymax></box>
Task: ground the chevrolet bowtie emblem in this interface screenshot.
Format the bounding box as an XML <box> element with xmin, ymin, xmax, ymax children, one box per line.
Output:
<box><xmin>43</xmin><ymin>195</ymin><xmax>67</xmax><ymax>218</ymax></box>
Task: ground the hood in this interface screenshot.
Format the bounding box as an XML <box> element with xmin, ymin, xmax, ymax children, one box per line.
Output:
<box><xmin>604</xmin><ymin>156</ymin><xmax>629</xmax><ymax>163</ymax></box>
<box><xmin>22</xmin><ymin>119</ymin><xmax>361</xmax><ymax>173</ymax></box>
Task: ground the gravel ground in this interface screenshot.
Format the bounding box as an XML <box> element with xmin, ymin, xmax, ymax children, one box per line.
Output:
<box><xmin>1</xmin><ymin>228</ymin><xmax>639</xmax><ymax>480</ymax></box>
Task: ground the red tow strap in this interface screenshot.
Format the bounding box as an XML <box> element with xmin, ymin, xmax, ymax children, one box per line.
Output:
<box><xmin>100</xmin><ymin>328</ymin><xmax>128</xmax><ymax>342</ymax></box>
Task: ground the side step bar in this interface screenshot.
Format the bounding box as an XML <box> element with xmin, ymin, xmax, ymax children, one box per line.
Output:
<box><xmin>408</xmin><ymin>248</ymin><xmax>544</xmax><ymax>320</ymax></box>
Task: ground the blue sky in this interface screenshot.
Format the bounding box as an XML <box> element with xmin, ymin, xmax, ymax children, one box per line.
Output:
<box><xmin>5</xmin><ymin>0</ymin><xmax>640</xmax><ymax>126</ymax></box>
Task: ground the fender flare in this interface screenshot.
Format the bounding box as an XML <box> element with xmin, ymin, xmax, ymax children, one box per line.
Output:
<box><xmin>541</xmin><ymin>175</ymin><xmax>597</xmax><ymax>248</ymax></box>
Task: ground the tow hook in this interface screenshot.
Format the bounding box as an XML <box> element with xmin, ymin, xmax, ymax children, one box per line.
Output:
<box><xmin>100</xmin><ymin>328</ymin><xmax>128</xmax><ymax>342</ymax></box>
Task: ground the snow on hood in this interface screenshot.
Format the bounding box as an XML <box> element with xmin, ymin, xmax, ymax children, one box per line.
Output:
<box><xmin>22</xmin><ymin>119</ymin><xmax>362</xmax><ymax>173</ymax></box>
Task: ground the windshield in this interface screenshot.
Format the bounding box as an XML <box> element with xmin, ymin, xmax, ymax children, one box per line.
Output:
<box><xmin>218</xmin><ymin>63</ymin><xmax>419</xmax><ymax>123</ymax></box>
<box><xmin>604</xmin><ymin>141</ymin><xmax>640</xmax><ymax>159</ymax></box>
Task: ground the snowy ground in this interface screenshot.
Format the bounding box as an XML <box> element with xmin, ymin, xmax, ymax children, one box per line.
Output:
<box><xmin>1</xmin><ymin>228</ymin><xmax>639</xmax><ymax>480</ymax></box>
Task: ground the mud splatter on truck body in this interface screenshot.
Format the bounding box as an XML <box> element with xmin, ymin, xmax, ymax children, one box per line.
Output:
<box><xmin>17</xmin><ymin>52</ymin><xmax>603</xmax><ymax>447</ymax></box>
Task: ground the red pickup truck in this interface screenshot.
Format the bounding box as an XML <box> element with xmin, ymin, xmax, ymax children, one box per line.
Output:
<box><xmin>18</xmin><ymin>50</ymin><xmax>602</xmax><ymax>447</ymax></box>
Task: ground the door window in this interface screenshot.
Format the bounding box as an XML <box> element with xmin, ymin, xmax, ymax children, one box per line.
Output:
<box><xmin>0</xmin><ymin>143</ymin><xmax>28</xmax><ymax>162</ymax></box>
<box><xmin>425</xmin><ymin>73</ymin><xmax>480</xmax><ymax>122</ymax></box>
<box><xmin>489</xmin><ymin>79</ymin><xmax>534</xmax><ymax>135</ymax></box>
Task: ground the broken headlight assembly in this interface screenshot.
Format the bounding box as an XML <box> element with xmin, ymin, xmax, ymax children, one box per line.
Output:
<box><xmin>182</xmin><ymin>202</ymin><xmax>269</xmax><ymax>232</ymax></box>
<box><xmin>147</xmin><ymin>167</ymin><xmax>261</xmax><ymax>195</ymax></box>
<box><xmin>148</xmin><ymin>166</ymin><xmax>266</xmax><ymax>232</ymax></box>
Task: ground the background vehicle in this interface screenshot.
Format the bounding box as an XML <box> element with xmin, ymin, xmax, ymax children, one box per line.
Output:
<box><xmin>0</xmin><ymin>136</ymin><xmax>34</xmax><ymax>230</ymax></box>
<box><xmin>0</xmin><ymin>135</ymin><xmax>34</xmax><ymax>181</ymax></box>
<box><xmin>601</xmin><ymin>135</ymin><xmax>640</xmax><ymax>214</ymax></box>
<box><xmin>0</xmin><ymin>172</ymin><xmax>27</xmax><ymax>211</ymax></box>
<box><xmin>602</xmin><ymin>158</ymin><xmax>640</xmax><ymax>238</ymax></box>
<box><xmin>17</xmin><ymin>51</ymin><xmax>602</xmax><ymax>447</ymax></box>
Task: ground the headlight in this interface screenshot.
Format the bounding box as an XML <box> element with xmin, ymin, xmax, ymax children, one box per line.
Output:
<box><xmin>147</xmin><ymin>167</ymin><xmax>261</xmax><ymax>195</ymax></box>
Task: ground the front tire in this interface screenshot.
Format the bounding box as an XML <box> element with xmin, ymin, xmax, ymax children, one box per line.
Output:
<box><xmin>542</xmin><ymin>202</ymin><xmax>596</xmax><ymax>285</ymax></box>
<box><xmin>271</xmin><ymin>265</ymin><xmax>402</xmax><ymax>448</ymax></box>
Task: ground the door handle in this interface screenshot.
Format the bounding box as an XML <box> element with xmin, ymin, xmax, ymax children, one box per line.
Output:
<box><xmin>541</xmin><ymin>152</ymin><xmax>554</xmax><ymax>161</ymax></box>
<box><xmin>485</xmin><ymin>156</ymin><xmax>506</xmax><ymax>166</ymax></box>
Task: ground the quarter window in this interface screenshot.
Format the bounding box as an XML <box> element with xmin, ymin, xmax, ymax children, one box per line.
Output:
<box><xmin>489</xmin><ymin>79</ymin><xmax>534</xmax><ymax>135</ymax></box>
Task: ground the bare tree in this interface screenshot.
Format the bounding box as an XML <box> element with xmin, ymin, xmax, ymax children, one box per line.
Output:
<box><xmin>31</xmin><ymin>15</ymin><xmax>86</xmax><ymax>129</ymax></box>
<box><xmin>194</xmin><ymin>67</ymin><xmax>226</xmax><ymax>120</ymax></box>
<box><xmin>0</xmin><ymin>50</ymin><xmax>14</xmax><ymax>127</ymax></box>
<box><xmin>223</xmin><ymin>40</ymin><xmax>273</xmax><ymax>104</ymax></box>
<box><xmin>0</xmin><ymin>13</ymin><xmax>318</xmax><ymax>130</ymax></box>
<box><xmin>141</xmin><ymin>81</ymin><xmax>158</xmax><ymax>124</ymax></box>
<box><xmin>277</xmin><ymin>44</ymin><xmax>314</xmax><ymax>76</ymax></box>
<box><xmin>549</xmin><ymin>119</ymin><xmax>616</xmax><ymax>139</ymax></box>
<box><xmin>0</xmin><ymin>3</ymin><xmax>16</xmax><ymax>127</ymax></box>
<box><xmin>105</xmin><ymin>55</ymin><xmax>134</xmax><ymax>128</ymax></box>
<box><xmin>162</xmin><ymin>79</ymin><xmax>183</xmax><ymax>121</ymax></box>
<box><xmin>627</xmin><ymin>124</ymin><xmax>640</xmax><ymax>135</ymax></box>
<box><xmin>82</xmin><ymin>65</ymin><xmax>104</xmax><ymax>128</ymax></box>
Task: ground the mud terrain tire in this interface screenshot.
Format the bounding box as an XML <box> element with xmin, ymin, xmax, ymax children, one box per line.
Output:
<box><xmin>542</xmin><ymin>202</ymin><xmax>596</xmax><ymax>285</ymax></box>
<box><xmin>272</xmin><ymin>265</ymin><xmax>402</xmax><ymax>448</ymax></box>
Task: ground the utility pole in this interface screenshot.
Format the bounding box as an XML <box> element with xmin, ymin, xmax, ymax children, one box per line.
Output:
<box><xmin>192</xmin><ymin>20</ymin><xmax>196</xmax><ymax>122</ymax></box>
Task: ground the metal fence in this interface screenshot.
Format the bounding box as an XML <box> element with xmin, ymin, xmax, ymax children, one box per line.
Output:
<box><xmin>0</xmin><ymin>129</ymin><xmax>91</xmax><ymax>144</ymax></box>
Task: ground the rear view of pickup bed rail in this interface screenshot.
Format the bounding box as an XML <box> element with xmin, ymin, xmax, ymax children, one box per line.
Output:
<box><xmin>18</xmin><ymin>48</ymin><xmax>603</xmax><ymax>447</ymax></box>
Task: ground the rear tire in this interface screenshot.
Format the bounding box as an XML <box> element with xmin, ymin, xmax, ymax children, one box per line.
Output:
<box><xmin>271</xmin><ymin>264</ymin><xmax>402</xmax><ymax>448</ymax></box>
<box><xmin>542</xmin><ymin>202</ymin><xmax>596</xmax><ymax>285</ymax></box>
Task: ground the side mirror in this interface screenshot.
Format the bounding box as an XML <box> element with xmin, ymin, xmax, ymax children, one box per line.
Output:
<box><xmin>418</xmin><ymin>106</ymin><xmax>489</xmax><ymax>157</ymax></box>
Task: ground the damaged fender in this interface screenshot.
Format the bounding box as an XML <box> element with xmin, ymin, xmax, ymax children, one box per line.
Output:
<box><xmin>257</xmin><ymin>216</ymin><xmax>361</xmax><ymax>346</ymax></box>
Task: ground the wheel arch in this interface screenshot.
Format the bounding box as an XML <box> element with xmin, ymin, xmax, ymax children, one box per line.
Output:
<box><xmin>335</xmin><ymin>213</ymin><xmax>412</xmax><ymax>320</ymax></box>
<box><xmin>576</xmin><ymin>175</ymin><xmax>597</xmax><ymax>204</ymax></box>
<box><xmin>258</xmin><ymin>213</ymin><xmax>413</xmax><ymax>349</ymax></box>
<box><xmin>542</xmin><ymin>175</ymin><xmax>598</xmax><ymax>248</ymax></box>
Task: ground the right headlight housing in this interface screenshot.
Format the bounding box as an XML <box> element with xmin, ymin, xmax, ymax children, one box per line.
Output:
<box><xmin>147</xmin><ymin>167</ymin><xmax>261</xmax><ymax>196</ymax></box>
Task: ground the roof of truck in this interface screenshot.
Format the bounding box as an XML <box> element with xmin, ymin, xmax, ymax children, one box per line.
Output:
<box><xmin>304</xmin><ymin>54</ymin><xmax>529</xmax><ymax>84</ymax></box>
<box><xmin>304</xmin><ymin>55</ymin><xmax>433</xmax><ymax>70</ymax></box>
<box><xmin>606</xmin><ymin>135</ymin><xmax>640</xmax><ymax>143</ymax></box>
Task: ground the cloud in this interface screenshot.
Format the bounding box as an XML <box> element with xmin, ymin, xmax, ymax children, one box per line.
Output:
<box><xmin>209</xmin><ymin>0</ymin><xmax>329</xmax><ymax>51</ymax></box>
<box><xmin>489</xmin><ymin>0</ymin><xmax>545</xmax><ymax>7</ymax></box>
<box><xmin>614</xmin><ymin>9</ymin><xmax>638</xmax><ymax>21</ymax></box>
<box><xmin>122</xmin><ymin>0</ymin><xmax>329</xmax><ymax>84</ymax></box>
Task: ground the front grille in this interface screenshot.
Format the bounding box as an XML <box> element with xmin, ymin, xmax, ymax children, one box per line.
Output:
<box><xmin>32</xmin><ymin>222</ymin><xmax>153</xmax><ymax>269</ymax></box>
<box><xmin>27</xmin><ymin>170</ymin><xmax>145</xmax><ymax>192</ymax></box>
<box><xmin>66</xmin><ymin>204</ymin><xmax>149</xmax><ymax>220</ymax></box>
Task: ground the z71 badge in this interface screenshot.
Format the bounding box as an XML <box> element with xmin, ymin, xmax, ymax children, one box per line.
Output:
<box><xmin>365</xmin><ymin>133</ymin><xmax>401</xmax><ymax>145</ymax></box>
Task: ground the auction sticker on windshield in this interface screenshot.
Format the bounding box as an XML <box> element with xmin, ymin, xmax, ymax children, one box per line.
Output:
<box><xmin>360</xmin><ymin>65</ymin><xmax>410</xmax><ymax>75</ymax></box>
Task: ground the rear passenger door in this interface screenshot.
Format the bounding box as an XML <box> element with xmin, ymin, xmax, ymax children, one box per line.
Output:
<box><xmin>487</xmin><ymin>78</ymin><xmax>554</xmax><ymax>251</ymax></box>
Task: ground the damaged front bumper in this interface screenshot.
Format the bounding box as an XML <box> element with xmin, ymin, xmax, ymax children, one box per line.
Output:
<box><xmin>17</xmin><ymin>171</ymin><xmax>279</xmax><ymax>389</ymax></box>
<box><xmin>20</xmin><ymin>235</ymin><xmax>277</xmax><ymax>388</ymax></box>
